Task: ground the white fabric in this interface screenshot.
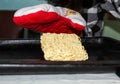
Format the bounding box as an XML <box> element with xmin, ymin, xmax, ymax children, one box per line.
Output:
<box><xmin>0</xmin><ymin>73</ymin><xmax>119</xmax><ymax>84</ymax></box>
<box><xmin>14</xmin><ymin>4</ymin><xmax>86</xmax><ymax>26</ymax></box>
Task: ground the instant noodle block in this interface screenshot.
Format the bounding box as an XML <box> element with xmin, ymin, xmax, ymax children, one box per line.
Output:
<box><xmin>40</xmin><ymin>33</ymin><xmax>88</xmax><ymax>61</ymax></box>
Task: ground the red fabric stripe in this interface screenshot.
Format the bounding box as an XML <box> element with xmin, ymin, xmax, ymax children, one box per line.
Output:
<box><xmin>13</xmin><ymin>10</ymin><xmax>85</xmax><ymax>35</ymax></box>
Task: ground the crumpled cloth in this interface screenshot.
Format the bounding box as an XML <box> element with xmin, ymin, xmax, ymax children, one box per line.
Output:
<box><xmin>13</xmin><ymin>4</ymin><xmax>86</xmax><ymax>35</ymax></box>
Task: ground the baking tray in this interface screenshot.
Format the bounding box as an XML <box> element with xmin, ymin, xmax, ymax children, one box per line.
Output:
<box><xmin>0</xmin><ymin>37</ymin><xmax>120</xmax><ymax>75</ymax></box>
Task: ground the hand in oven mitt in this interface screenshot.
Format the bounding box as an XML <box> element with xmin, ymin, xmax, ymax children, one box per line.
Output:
<box><xmin>13</xmin><ymin>4</ymin><xmax>86</xmax><ymax>35</ymax></box>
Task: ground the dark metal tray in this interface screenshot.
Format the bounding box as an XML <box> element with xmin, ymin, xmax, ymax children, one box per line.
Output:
<box><xmin>0</xmin><ymin>37</ymin><xmax>120</xmax><ymax>75</ymax></box>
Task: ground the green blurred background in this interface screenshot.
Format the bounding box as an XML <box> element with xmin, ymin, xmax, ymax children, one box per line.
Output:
<box><xmin>103</xmin><ymin>19</ymin><xmax>120</xmax><ymax>40</ymax></box>
<box><xmin>0</xmin><ymin>0</ymin><xmax>47</xmax><ymax>10</ymax></box>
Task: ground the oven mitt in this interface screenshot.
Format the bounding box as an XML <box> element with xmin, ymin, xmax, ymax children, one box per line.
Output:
<box><xmin>13</xmin><ymin>4</ymin><xmax>86</xmax><ymax>35</ymax></box>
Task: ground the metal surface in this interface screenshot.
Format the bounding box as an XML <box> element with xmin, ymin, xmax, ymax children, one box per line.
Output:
<box><xmin>0</xmin><ymin>37</ymin><xmax>120</xmax><ymax>75</ymax></box>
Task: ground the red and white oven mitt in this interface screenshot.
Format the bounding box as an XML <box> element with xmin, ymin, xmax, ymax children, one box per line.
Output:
<box><xmin>13</xmin><ymin>4</ymin><xmax>86</xmax><ymax>35</ymax></box>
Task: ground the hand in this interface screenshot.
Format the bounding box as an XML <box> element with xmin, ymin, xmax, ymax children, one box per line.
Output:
<box><xmin>13</xmin><ymin>4</ymin><xmax>86</xmax><ymax>35</ymax></box>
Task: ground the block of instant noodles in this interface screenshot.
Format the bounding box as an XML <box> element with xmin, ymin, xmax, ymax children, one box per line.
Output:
<box><xmin>40</xmin><ymin>33</ymin><xmax>88</xmax><ymax>61</ymax></box>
